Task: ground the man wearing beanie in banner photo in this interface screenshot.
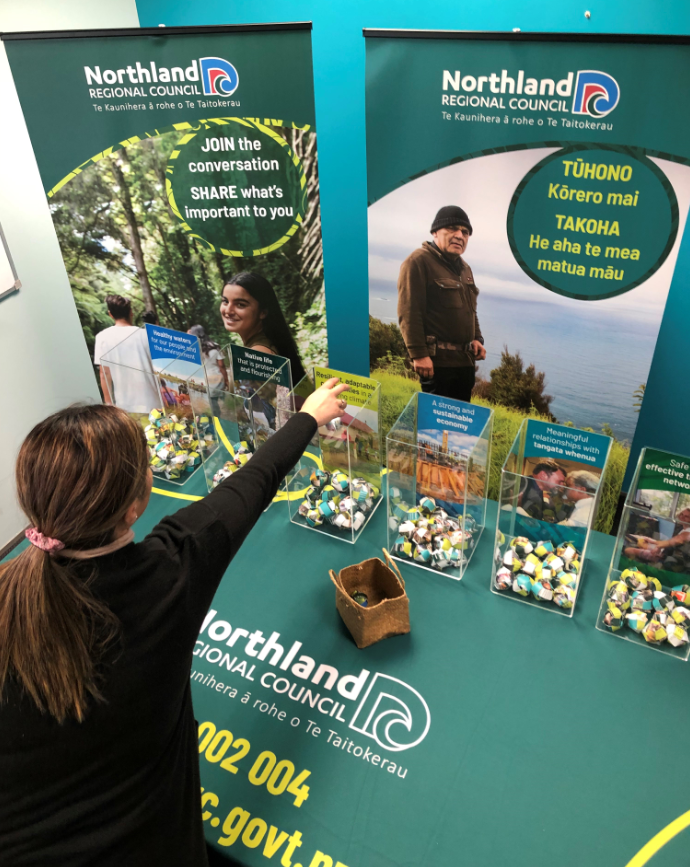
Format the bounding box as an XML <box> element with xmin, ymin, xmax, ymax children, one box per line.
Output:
<box><xmin>397</xmin><ymin>205</ymin><xmax>486</xmax><ymax>401</ymax></box>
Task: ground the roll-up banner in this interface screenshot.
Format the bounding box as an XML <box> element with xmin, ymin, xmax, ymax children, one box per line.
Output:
<box><xmin>3</xmin><ymin>24</ymin><xmax>327</xmax><ymax>383</ymax></box>
<box><xmin>365</xmin><ymin>30</ymin><xmax>690</xmax><ymax>533</ymax></box>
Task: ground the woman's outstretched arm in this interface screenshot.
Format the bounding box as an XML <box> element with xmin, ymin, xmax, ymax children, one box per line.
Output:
<box><xmin>143</xmin><ymin>379</ymin><xmax>348</xmax><ymax>623</ymax></box>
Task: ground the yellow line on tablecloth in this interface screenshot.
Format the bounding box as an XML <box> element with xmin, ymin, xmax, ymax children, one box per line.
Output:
<box><xmin>151</xmin><ymin>445</ymin><xmax>381</xmax><ymax>505</ymax></box>
<box><xmin>214</xmin><ymin>416</ymin><xmax>235</xmax><ymax>457</ymax></box>
<box><xmin>624</xmin><ymin>808</ymin><xmax>690</xmax><ymax>867</ymax></box>
<box><xmin>151</xmin><ymin>487</ymin><xmax>203</xmax><ymax>502</ymax></box>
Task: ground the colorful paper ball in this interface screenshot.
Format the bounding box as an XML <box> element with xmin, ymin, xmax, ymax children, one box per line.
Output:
<box><xmin>557</xmin><ymin>543</ymin><xmax>578</xmax><ymax>562</ymax></box>
<box><xmin>503</xmin><ymin>550</ymin><xmax>523</xmax><ymax>572</ymax></box>
<box><xmin>643</xmin><ymin>618</ymin><xmax>667</xmax><ymax>645</ymax></box>
<box><xmin>670</xmin><ymin>606</ymin><xmax>690</xmax><ymax>627</ymax></box>
<box><xmin>495</xmin><ymin>567</ymin><xmax>513</xmax><ymax>591</ymax></box>
<box><xmin>320</xmin><ymin>484</ymin><xmax>339</xmax><ymax>504</ymax></box>
<box><xmin>672</xmin><ymin>585</ymin><xmax>690</xmax><ymax>605</ymax></box>
<box><xmin>432</xmin><ymin>549</ymin><xmax>452</xmax><ymax>570</ymax></box>
<box><xmin>513</xmin><ymin>573</ymin><xmax>532</xmax><ymax>597</ymax></box>
<box><xmin>339</xmin><ymin>496</ymin><xmax>356</xmax><ymax>515</ymax></box>
<box><xmin>298</xmin><ymin>500</ymin><xmax>311</xmax><ymax>518</ymax></box>
<box><xmin>413</xmin><ymin>544</ymin><xmax>432</xmax><ymax>564</ymax></box>
<box><xmin>553</xmin><ymin>585</ymin><xmax>576</xmax><ymax>609</ymax></box>
<box><xmin>604</xmin><ymin>602</ymin><xmax>624</xmax><ymax>631</ymax></box>
<box><xmin>334</xmin><ymin>512</ymin><xmax>352</xmax><ymax>530</ymax></box>
<box><xmin>666</xmin><ymin>623</ymin><xmax>689</xmax><ymax>648</ymax></box>
<box><xmin>621</xmin><ymin>568</ymin><xmax>647</xmax><ymax>590</ymax></box>
<box><xmin>351</xmin><ymin>484</ymin><xmax>370</xmax><ymax>504</ymax></box>
<box><xmin>511</xmin><ymin>536</ymin><xmax>533</xmax><ymax>557</ymax></box>
<box><xmin>305</xmin><ymin>508</ymin><xmax>323</xmax><ymax>528</ymax></box>
<box><xmin>625</xmin><ymin>611</ymin><xmax>648</xmax><ymax>632</ymax></box>
<box><xmin>532</xmin><ymin>578</ymin><xmax>554</xmax><ymax>602</ymax></box>
<box><xmin>309</xmin><ymin>468</ymin><xmax>330</xmax><ymax>490</ymax></box>
<box><xmin>534</xmin><ymin>541</ymin><xmax>554</xmax><ymax>559</ymax></box>
<box><xmin>556</xmin><ymin>570</ymin><xmax>577</xmax><ymax>589</ymax></box>
<box><xmin>352</xmin><ymin>511</ymin><xmax>366</xmax><ymax>532</ymax></box>
<box><xmin>608</xmin><ymin>581</ymin><xmax>631</xmax><ymax>610</ymax></box>
<box><xmin>630</xmin><ymin>590</ymin><xmax>653</xmax><ymax>612</ymax></box>
<box><xmin>544</xmin><ymin>554</ymin><xmax>565</xmax><ymax>573</ymax></box>
<box><xmin>652</xmin><ymin>591</ymin><xmax>672</xmax><ymax>612</ymax></box>
<box><xmin>331</xmin><ymin>472</ymin><xmax>350</xmax><ymax>493</ymax></box>
<box><xmin>150</xmin><ymin>456</ymin><xmax>167</xmax><ymax>474</ymax></box>
<box><xmin>419</xmin><ymin>497</ymin><xmax>436</xmax><ymax>515</ymax></box>
<box><xmin>317</xmin><ymin>501</ymin><xmax>337</xmax><ymax>522</ymax></box>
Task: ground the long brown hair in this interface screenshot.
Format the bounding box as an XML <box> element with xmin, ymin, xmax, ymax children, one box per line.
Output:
<box><xmin>0</xmin><ymin>405</ymin><xmax>149</xmax><ymax>723</ymax></box>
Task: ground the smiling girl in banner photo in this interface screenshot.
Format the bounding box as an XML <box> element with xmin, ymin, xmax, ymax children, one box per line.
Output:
<box><xmin>220</xmin><ymin>271</ymin><xmax>307</xmax><ymax>384</ymax></box>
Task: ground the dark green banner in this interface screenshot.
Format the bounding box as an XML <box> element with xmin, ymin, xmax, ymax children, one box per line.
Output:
<box><xmin>366</xmin><ymin>32</ymin><xmax>690</xmax><ymax>535</ymax></box>
<box><xmin>3</xmin><ymin>25</ymin><xmax>328</xmax><ymax>395</ymax></box>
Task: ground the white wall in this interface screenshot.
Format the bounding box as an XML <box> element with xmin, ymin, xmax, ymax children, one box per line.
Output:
<box><xmin>0</xmin><ymin>1</ymin><xmax>140</xmax><ymax>547</ymax></box>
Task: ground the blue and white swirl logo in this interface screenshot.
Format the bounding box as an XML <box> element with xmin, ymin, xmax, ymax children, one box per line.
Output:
<box><xmin>571</xmin><ymin>70</ymin><xmax>620</xmax><ymax>117</ymax></box>
<box><xmin>200</xmin><ymin>56</ymin><xmax>239</xmax><ymax>97</ymax></box>
<box><xmin>349</xmin><ymin>673</ymin><xmax>431</xmax><ymax>752</ymax></box>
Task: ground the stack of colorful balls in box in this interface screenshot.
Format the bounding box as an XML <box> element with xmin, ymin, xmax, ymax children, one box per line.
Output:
<box><xmin>297</xmin><ymin>468</ymin><xmax>380</xmax><ymax>532</ymax></box>
<box><xmin>145</xmin><ymin>409</ymin><xmax>212</xmax><ymax>481</ymax></box>
<box><xmin>388</xmin><ymin>490</ymin><xmax>476</xmax><ymax>571</ymax></box>
<box><xmin>212</xmin><ymin>442</ymin><xmax>253</xmax><ymax>487</ymax></box>
<box><xmin>602</xmin><ymin>569</ymin><xmax>690</xmax><ymax>648</ymax></box>
<box><xmin>493</xmin><ymin>536</ymin><xmax>581</xmax><ymax>608</ymax></box>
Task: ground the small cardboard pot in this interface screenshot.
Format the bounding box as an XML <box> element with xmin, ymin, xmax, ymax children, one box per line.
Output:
<box><xmin>329</xmin><ymin>549</ymin><xmax>410</xmax><ymax>649</ymax></box>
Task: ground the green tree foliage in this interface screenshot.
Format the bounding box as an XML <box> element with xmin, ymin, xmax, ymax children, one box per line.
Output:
<box><xmin>633</xmin><ymin>383</ymin><xmax>646</xmax><ymax>413</ymax></box>
<box><xmin>486</xmin><ymin>346</ymin><xmax>554</xmax><ymax>419</ymax></box>
<box><xmin>369</xmin><ymin>316</ymin><xmax>409</xmax><ymax>370</ymax></box>
<box><xmin>50</xmin><ymin>127</ymin><xmax>326</xmax><ymax>367</ymax></box>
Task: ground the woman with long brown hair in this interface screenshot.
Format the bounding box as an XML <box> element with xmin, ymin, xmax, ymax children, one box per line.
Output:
<box><xmin>0</xmin><ymin>379</ymin><xmax>348</xmax><ymax>865</ymax></box>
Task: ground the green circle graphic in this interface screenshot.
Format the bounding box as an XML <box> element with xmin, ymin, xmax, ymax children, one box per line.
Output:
<box><xmin>167</xmin><ymin>118</ymin><xmax>307</xmax><ymax>257</ymax></box>
<box><xmin>507</xmin><ymin>144</ymin><xmax>679</xmax><ymax>301</ymax></box>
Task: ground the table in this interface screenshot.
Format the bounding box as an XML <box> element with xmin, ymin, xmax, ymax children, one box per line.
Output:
<box><xmin>139</xmin><ymin>486</ymin><xmax>690</xmax><ymax>867</ymax></box>
<box><xmin>7</xmin><ymin>481</ymin><xmax>688</xmax><ymax>867</ymax></box>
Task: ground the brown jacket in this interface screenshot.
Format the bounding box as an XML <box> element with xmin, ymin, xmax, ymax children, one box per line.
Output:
<box><xmin>397</xmin><ymin>241</ymin><xmax>482</xmax><ymax>368</ymax></box>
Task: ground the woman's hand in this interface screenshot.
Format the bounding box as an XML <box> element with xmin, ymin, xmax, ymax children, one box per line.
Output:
<box><xmin>300</xmin><ymin>378</ymin><xmax>350</xmax><ymax>426</ymax></box>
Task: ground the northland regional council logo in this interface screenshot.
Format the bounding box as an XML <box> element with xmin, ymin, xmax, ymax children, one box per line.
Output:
<box><xmin>84</xmin><ymin>56</ymin><xmax>239</xmax><ymax>99</ymax></box>
<box><xmin>442</xmin><ymin>67</ymin><xmax>620</xmax><ymax>119</ymax></box>
<box><xmin>200</xmin><ymin>57</ymin><xmax>239</xmax><ymax>96</ymax></box>
<box><xmin>195</xmin><ymin>610</ymin><xmax>432</xmax><ymax>757</ymax></box>
<box><xmin>571</xmin><ymin>70</ymin><xmax>619</xmax><ymax>117</ymax></box>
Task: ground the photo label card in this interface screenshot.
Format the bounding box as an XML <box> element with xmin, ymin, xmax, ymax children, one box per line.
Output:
<box><xmin>524</xmin><ymin>419</ymin><xmax>611</xmax><ymax>472</ymax></box>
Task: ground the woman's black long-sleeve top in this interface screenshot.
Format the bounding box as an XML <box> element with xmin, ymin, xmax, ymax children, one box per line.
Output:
<box><xmin>0</xmin><ymin>412</ymin><xmax>317</xmax><ymax>866</ymax></box>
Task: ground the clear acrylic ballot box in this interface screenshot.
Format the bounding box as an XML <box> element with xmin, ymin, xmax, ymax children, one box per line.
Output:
<box><xmin>100</xmin><ymin>325</ymin><xmax>213</xmax><ymax>488</ymax></box>
<box><xmin>386</xmin><ymin>392</ymin><xmax>492</xmax><ymax>581</ymax></box>
<box><xmin>198</xmin><ymin>343</ymin><xmax>293</xmax><ymax>493</ymax></box>
<box><xmin>491</xmin><ymin>418</ymin><xmax>612</xmax><ymax>617</ymax></box>
<box><xmin>596</xmin><ymin>447</ymin><xmax>690</xmax><ymax>659</ymax></box>
<box><xmin>285</xmin><ymin>367</ymin><xmax>383</xmax><ymax>544</ymax></box>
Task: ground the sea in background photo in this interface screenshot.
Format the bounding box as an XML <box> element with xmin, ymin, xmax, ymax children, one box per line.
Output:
<box><xmin>370</xmin><ymin>281</ymin><xmax>657</xmax><ymax>442</ymax></box>
<box><xmin>369</xmin><ymin>148</ymin><xmax>690</xmax><ymax>445</ymax></box>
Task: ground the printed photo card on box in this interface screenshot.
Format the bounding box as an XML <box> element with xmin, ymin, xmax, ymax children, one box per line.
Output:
<box><xmin>597</xmin><ymin>447</ymin><xmax>690</xmax><ymax>658</ymax></box>
<box><xmin>229</xmin><ymin>344</ymin><xmax>293</xmax><ymax>445</ymax></box>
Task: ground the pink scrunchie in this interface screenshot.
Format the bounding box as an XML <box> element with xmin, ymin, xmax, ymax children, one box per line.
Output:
<box><xmin>25</xmin><ymin>527</ymin><xmax>65</xmax><ymax>554</ymax></box>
